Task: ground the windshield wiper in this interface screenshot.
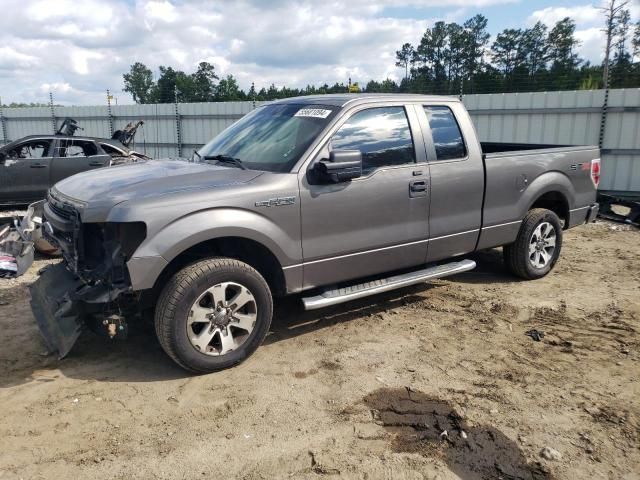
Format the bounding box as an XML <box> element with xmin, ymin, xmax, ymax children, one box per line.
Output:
<box><xmin>203</xmin><ymin>154</ymin><xmax>247</xmax><ymax>170</ymax></box>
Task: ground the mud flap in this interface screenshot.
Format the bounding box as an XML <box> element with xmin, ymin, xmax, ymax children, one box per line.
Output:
<box><xmin>29</xmin><ymin>263</ymin><xmax>85</xmax><ymax>358</ymax></box>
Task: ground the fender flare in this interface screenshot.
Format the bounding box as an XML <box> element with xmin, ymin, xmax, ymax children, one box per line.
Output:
<box><xmin>128</xmin><ymin>208</ymin><xmax>300</xmax><ymax>290</ymax></box>
<box><xmin>519</xmin><ymin>171</ymin><xmax>575</xmax><ymax>219</ymax></box>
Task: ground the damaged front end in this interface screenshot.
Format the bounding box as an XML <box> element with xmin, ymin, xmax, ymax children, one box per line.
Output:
<box><xmin>30</xmin><ymin>191</ymin><xmax>146</xmax><ymax>358</ymax></box>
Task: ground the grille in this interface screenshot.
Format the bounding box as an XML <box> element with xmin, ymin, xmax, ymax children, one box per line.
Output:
<box><xmin>47</xmin><ymin>198</ymin><xmax>76</xmax><ymax>221</ymax></box>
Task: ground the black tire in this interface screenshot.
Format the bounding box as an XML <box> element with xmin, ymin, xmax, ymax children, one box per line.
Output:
<box><xmin>155</xmin><ymin>257</ymin><xmax>273</xmax><ymax>373</ymax></box>
<box><xmin>503</xmin><ymin>208</ymin><xmax>563</xmax><ymax>280</ymax></box>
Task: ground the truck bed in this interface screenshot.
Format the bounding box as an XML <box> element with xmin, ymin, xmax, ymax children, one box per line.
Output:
<box><xmin>481</xmin><ymin>142</ymin><xmax>570</xmax><ymax>154</ymax></box>
<box><xmin>474</xmin><ymin>141</ymin><xmax>599</xmax><ymax>254</ymax></box>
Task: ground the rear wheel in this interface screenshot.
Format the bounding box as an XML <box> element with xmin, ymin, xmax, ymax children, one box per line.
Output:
<box><xmin>503</xmin><ymin>208</ymin><xmax>563</xmax><ymax>280</ymax></box>
<box><xmin>155</xmin><ymin>257</ymin><xmax>273</xmax><ymax>373</ymax></box>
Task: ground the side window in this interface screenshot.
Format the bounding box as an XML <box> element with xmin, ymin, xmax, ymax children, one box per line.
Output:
<box><xmin>66</xmin><ymin>144</ymin><xmax>85</xmax><ymax>157</ymax></box>
<box><xmin>330</xmin><ymin>107</ymin><xmax>415</xmax><ymax>174</ymax></box>
<box><xmin>7</xmin><ymin>140</ymin><xmax>52</xmax><ymax>159</ymax></box>
<box><xmin>58</xmin><ymin>140</ymin><xmax>99</xmax><ymax>157</ymax></box>
<box><xmin>78</xmin><ymin>141</ymin><xmax>99</xmax><ymax>156</ymax></box>
<box><xmin>424</xmin><ymin>106</ymin><xmax>466</xmax><ymax>161</ymax></box>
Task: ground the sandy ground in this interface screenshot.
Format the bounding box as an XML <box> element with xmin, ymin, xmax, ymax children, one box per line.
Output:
<box><xmin>0</xmin><ymin>217</ymin><xmax>638</xmax><ymax>480</ymax></box>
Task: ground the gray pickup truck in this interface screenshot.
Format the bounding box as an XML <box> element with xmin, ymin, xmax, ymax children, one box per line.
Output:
<box><xmin>30</xmin><ymin>94</ymin><xmax>600</xmax><ymax>373</ymax></box>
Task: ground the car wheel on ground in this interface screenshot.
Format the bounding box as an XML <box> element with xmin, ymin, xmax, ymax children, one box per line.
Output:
<box><xmin>503</xmin><ymin>208</ymin><xmax>563</xmax><ymax>280</ymax></box>
<box><xmin>155</xmin><ymin>257</ymin><xmax>273</xmax><ymax>373</ymax></box>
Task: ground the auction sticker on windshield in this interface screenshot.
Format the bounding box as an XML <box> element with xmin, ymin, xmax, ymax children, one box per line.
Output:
<box><xmin>294</xmin><ymin>108</ymin><xmax>332</xmax><ymax>119</ymax></box>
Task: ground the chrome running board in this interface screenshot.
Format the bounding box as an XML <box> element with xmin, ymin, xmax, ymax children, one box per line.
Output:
<box><xmin>302</xmin><ymin>259</ymin><xmax>476</xmax><ymax>310</ymax></box>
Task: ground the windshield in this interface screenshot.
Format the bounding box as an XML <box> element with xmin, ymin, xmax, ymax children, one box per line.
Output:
<box><xmin>196</xmin><ymin>104</ymin><xmax>337</xmax><ymax>172</ymax></box>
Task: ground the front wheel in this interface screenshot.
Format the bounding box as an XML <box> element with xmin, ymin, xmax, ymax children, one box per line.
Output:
<box><xmin>155</xmin><ymin>257</ymin><xmax>273</xmax><ymax>373</ymax></box>
<box><xmin>503</xmin><ymin>208</ymin><xmax>563</xmax><ymax>280</ymax></box>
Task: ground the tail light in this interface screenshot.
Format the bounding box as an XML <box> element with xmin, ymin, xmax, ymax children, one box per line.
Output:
<box><xmin>590</xmin><ymin>158</ymin><xmax>600</xmax><ymax>188</ymax></box>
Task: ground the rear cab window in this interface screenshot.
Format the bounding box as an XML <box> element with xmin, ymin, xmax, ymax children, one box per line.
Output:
<box><xmin>330</xmin><ymin>106</ymin><xmax>416</xmax><ymax>175</ymax></box>
<box><xmin>424</xmin><ymin>106</ymin><xmax>467</xmax><ymax>161</ymax></box>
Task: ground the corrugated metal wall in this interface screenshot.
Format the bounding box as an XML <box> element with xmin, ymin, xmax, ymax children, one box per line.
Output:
<box><xmin>0</xmin><ymin>101</ymin><xmax>262</xmax><ymax>160</ymax></box>
<box><xmin>1</xmin><ymin>90</ymin><xmax>638</xmax><ymax>193</ymax></box>
<box><xmin>463</xmin><ymin>88</ymin><xmax>640</xmax><ymax>194</ymax></box>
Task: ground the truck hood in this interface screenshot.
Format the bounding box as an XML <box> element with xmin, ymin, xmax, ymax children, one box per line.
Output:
<box><xmin>52</xmin><ymin>160</ymin><xmax>263</xmax><ymax>207</ymax></box>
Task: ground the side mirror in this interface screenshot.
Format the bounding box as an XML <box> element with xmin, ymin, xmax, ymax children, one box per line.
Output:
<box><xmin>313</xmin><ymin>150</ymin><xmax>362</xmax><ymax>183</ymax></box>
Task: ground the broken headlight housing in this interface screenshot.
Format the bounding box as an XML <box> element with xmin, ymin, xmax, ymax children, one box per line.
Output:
<box><xmin>76</xmin><ymin>221</ymin><xmax>147</xmax><ymax>286</ymax></box>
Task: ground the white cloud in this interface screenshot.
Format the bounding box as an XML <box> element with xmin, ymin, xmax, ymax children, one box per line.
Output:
<box><xmin>0</xmin><ymin>47</ymin><xmax>39</xmax><ymax>70</ymax></box>
<box><xmin>144</xmin><ymin>0</ymin><xmax>179</xmax><ymax>23</ymax></box>
<box><xmin>528</xmin><ymin>1</ymin><xmax>640</xmax><ymax>65</ymax></box>
<box><xmin>40</xmin><ymin>82</ymin><xmax>73</xmax><ymax>94</ymax></box>
<box><xmin>0</xmin><ymin>0</ymin><xmax>633</xmax><ymax>105</ymax></box>
<box><xmin>527</xmin><ymin>4</ymin><xmax>601</xmax><ymax>27</ymax></box>
<box><xmin>575</xmin><ymin>27</ymin><xmax>606</xmax><ymax>63</ymax></box>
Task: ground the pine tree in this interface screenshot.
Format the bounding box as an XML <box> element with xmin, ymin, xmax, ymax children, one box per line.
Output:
<box><xmin>395</xmin><ymin>43</ymin><xmax>414</xmax><ymax>81</ymax></box>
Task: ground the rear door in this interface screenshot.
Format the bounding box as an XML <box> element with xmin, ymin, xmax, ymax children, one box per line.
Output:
<box><xmin>51</xmin><ymin>139</ymin><xmax>110</xmax><ymax>185</ymax></box>
<box><xmin>0</xmin><ymin>138</ymin><xmax>53</xmax><ymax>203</ymax></box>
<box><xmin>416</xmin><ymin>103</ymin><xmax>484</xmax><ymax>262</ymax></box>
<box><xmin>298</xmin><ymin>103</ymin><xmax>430</xmax><ymax>289</ymax></box>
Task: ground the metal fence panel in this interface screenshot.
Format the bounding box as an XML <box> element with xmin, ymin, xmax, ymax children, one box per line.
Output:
<box><xmin>1</xmin><ymin>91</ymin><xmax>638</xmax><ymax>193</ymax></box>
<box><xmin>463</xmin><ymin>88</ymin><xmax>639</xmax><ymax>193</ymax></box>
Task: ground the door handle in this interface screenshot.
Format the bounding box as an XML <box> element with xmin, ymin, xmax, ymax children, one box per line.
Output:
<box><xmin>410</xmin><ymin>180</ymin><xmax>427</xmax><ymax>192</ymax></box>
<box><xmin>89</xmin><ymin>161</ymin><xmax>105</xmax><ymax>166</ymax></box>
<box><xmin>30</xmin><ymin>163</ymin><xmax>47</xmax><ymax>168</ymax></box>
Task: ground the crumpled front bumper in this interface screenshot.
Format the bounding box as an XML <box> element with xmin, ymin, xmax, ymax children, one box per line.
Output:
<box><xmin>29</xmin><ymin>263</ymin><xmax>86</xmax><ymax>358</ymax></box>
<box><xmin>30</xmin><ymin>261</ymin><xmax>132</xmax><ymax>358</ymax></box>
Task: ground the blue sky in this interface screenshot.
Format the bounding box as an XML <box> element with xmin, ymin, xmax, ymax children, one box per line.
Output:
<box><xmin>0</xmin><ymin>0</ymin><xmax>637</xmax><ymax>105</ymax></box>
<box><xmin>379</xmin><ymin>0</ymin><xmax>595</xmax><ymax>33</ymax></box>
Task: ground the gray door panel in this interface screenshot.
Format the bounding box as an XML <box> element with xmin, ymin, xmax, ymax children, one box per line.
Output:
<box><xmin>0</xmin><ymin>139</ymin><xmax>53</xmax><ymax>203</ymax></box>
<box><xmin>299</xmin><ymin>166</ymin><xmax>429</xmax><ymax>288</ymax></box>
<box><xmin>417</xmin><ymin>103</ymin><xmax>484</xmax><ymax>262</ymax></box>
<box><xmin>51</xmin><ymin>139</ymin><xmax>110</xmax><ymax>185</ymax></box>
<box><xmin>0</xmin><ymin>157</ymin><xmax>52</xmax><ymax>203</ymax></box>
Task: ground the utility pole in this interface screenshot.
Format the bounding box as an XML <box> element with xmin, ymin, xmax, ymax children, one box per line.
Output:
<box><xmin>251</xmin><ymin>82</ymin><xmax>256</xmax><ymax>109</ymax></box>
<box><xmin>174</xmin><ymin>85</ymin><xmax>182</xmax><ymax>157</ymax></box>
<box><xmin>106</xmin><ymin>89</ymin><xmax>114</xmax><ymax>138</ymax></box>
<box><xmin>49</xmin><ymin>91</ymin><xmax>56</xmax><ymax>134</ymax></box>
<box><xmin>599</xmin><ymin>0</ymin><xmax>628</xmax><ymax>149</ymax></box>
<box><xmin>0</xmin><ymin>97</ymin><xmax>7</xmax><ymax>145</ymax></box>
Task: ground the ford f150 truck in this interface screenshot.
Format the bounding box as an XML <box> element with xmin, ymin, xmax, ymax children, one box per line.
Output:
<box><xmin>30</xmin><ymin>94</ymin><xmax>600</xmax><ymax>373</ymax></box>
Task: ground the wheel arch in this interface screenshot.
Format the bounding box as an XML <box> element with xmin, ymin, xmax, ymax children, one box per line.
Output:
<box><xmin>129</xmin><ymin>208</ymin><xmax>302</xmax><ymax>300</ymax></box>
<box><xmin>523</xmin><ymin>172</ymin><xmax>575</xmax><ymax>228</ymax></box>
<box><xmin>151</xmin><ymin>236</ymin><xmax>288</xmax><ymax>299</ymax></box>
<box><xmin>529</xmin><ymin>191</ymin><xmax>570</xmax><ymax>226</ymax></box>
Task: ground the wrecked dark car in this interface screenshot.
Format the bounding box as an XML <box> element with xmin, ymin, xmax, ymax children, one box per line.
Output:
<box><xmin>0</xmin><ymin>134</ymin><xmax>149</xmax><ymax>206</ymax></box>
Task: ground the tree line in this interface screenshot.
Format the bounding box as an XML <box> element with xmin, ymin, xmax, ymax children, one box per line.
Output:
<box><xmin>123</xmin><ymin>61</ymin><xmax>366</xmax><ymax>103</ymax></box>
<box><xmin>394</xmin><ymin>10</ymin><xmax>639</xmax><ymax>95</ymax></box>
<box><xmin>123</xmin><ymin>9</ymin><xmax>640</xmax><ymax>103</ymax></box>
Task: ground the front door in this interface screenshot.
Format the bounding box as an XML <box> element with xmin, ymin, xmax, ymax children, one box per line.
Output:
<box><xmin>0</xmin><ymin>138</ymin><xmax>53</xmax><ymax>203</ymax></box>
<box><xmin>299</xmin><ymin>105</ymin><xmax>430</xmax><ymax>289</ymax></box>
